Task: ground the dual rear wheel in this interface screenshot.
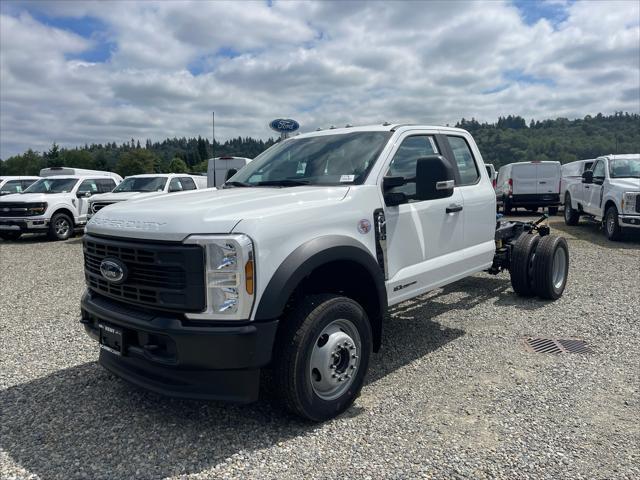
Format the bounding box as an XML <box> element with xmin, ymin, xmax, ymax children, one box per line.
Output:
<box><xmin>510</xmin><ymin>233</ymin><xmax>569</xmax><ymax>300</ymax></box>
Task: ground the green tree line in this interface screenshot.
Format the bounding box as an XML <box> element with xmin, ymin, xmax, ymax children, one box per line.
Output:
<box><xmin>0</xmin><ymin>136</ymin><xmax>276</xmax><ymax>177</ymax></box>
<box><xmin>1</xmin><ymin>113</ymin><xmax>638</xmax><ymax>176</ymax></box>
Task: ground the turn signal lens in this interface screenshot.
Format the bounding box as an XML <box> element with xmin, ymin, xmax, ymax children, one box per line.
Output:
<box><xmin>245</xmin><ymin>259</ymin><xmax>254</xmax><ymax>295</ymax></box>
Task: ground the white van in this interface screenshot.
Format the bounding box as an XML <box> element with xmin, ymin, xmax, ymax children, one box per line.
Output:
<box><xmin>0</xmin><ymin>171</ymin><xmax>122</xmax><ymax>241</ymax></box>
<box><xmin>496</xmin><ymin>161</ymin><xmax>561</xmax><ymax>215</ymax></box>
<box><xmin>87</xmin><ymin>173</ymin><xmax>208</xmax><ymax>218</ymax></box>
<box><xmin>560</xmin><ymin>159</ymin><xmax>595</xmax><ymax>205</ymax></box>
<box><xmin>207</xmin><ymin>156</ymin><xmax>252</xmax><ymax>188</ymax></box>
<box><xmin>0</xmin><ymin>176</ymin><xmax>40</xmax><ymax>196</ymax></box>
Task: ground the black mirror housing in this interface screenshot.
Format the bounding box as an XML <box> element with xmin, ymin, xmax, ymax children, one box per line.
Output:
<box><xmin>382</xmin><ymin>176</ymin><xmax>407</xmax><ymax>191</ymax></box>
<box><xmin>582</xmin><ymin>170</ymin><xmax>593</xmax><ymax>184</ymax></box>
<box><xmin>415</xmin><ymin>155</ymin><xmax>455</xmax><ymax>201</ymax></box>
<box><xmin>77</xmin><ymin>191</ymin><xmax>92</xmax><ymax>198</ymax></box>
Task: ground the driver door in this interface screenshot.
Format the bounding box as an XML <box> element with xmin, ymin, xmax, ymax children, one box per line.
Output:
<box><xmin>585</xmin><ymin>160</ymin><xmax>605</xmax><ymax>215</ymax></box>
<box><xmin>76</xmin><ymin>179</ymin><xmax>100</xmax><ymax>222</ymax></box>
<box><xmin>383</xmin><ymin>133</ymin><xmax>466</xmax><ymax>304</ymax></box>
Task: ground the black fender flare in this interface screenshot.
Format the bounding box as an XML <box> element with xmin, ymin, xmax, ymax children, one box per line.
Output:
<box><xmin>254</xmin><ymin>235</ymin><xmax>387</xmax><ymax>348</ymax></box>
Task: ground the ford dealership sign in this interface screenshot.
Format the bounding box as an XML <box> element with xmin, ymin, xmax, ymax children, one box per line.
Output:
<box><xmin>269</xmin><ymin>118</ymin><xmax>300</xmax><ymax>133</ymax></box>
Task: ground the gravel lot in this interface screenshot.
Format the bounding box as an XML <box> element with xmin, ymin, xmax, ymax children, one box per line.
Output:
<box><xmin>1</xmin><ymin>215</ymin><xmax>639</xmax><ymax>479</ymax></box>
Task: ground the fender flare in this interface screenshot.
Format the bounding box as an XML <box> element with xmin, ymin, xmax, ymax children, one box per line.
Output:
<box><xmin>254</xmin><ymin>235</ymin><xmax>387</xmax><ymax>327</ymax></box>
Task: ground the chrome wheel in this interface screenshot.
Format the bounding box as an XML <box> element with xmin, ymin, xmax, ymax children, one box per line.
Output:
<box><xmin>55</xmin><ymin>218</ymin><xmax>70</xmax><ymax>237</ymax></box>
<box><xmin>309</xmin><ymin>318</ymin><xmax>361</xmax><ymax>401</ymax></box>
<box><xmin>552</xmin><ymin>246</ymin><xmax>567</xmax><ymax>289</ymax></box>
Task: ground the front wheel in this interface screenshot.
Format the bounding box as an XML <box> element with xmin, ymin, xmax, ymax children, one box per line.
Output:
<box><xmin>48</xmin><ymin>212</ymin><xmax>74</xmax><ymax>241</ymax></box>
<box><xmin>604</xmin><ymin>205</ymin><xmax>623</xmax><ymax>241</ymax></box>
<box><xmin>564</xmin><ymin>193</ymin><xmax>580</xmax><ymax>225</ymax></box>
<box><xmin>273</xmin><ymin>294</ymin><xmax>372</xmax><ymax>422</ymax></box>
<box><xmin>0</xmin><ymin>231</ymin><xmax>21</xmax><ymax>241</ymax></box>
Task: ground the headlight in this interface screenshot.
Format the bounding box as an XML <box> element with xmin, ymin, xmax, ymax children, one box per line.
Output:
<box><xmin>621</xmin><ymin>192</ymin><xmax>639</xmax><ymax>214</ymax></box>
<box><xmin>184</xmin><ymin>234</ymin><xmax>255</xmax><ymax>320</ymax></box>
<box><xmin>27</xmin><ymin>202</ymin><xmax>47</xmax><ymax>215</ymax></box>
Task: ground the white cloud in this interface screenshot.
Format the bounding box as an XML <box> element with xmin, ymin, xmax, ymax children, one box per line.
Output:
<box><xmin>0</xmin><ymin>0</ymin><xmax>638</xmax><ymax>158</ymax></box>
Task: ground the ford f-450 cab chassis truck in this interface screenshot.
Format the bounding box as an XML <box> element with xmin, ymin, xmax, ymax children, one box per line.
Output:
<box><xmin>80</xmin><ymin>124</ymin><xmax>569</xmax><ymax>421</ymax></box>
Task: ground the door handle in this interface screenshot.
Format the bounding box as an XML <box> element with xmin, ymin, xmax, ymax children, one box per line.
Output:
<box><xmin>585</xmin><ymin>186</ymin><xmax>590</xmax><ymax>189</ymax></box>
<box><xmin>446</xmin><ymin>204</ymin><xmax>463</xmax><ymax>214</ymax></box>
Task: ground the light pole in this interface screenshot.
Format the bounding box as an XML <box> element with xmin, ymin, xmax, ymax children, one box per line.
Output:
<box><xmin>212</xmin><ymin>111</ymin><xmax>216</xmax><ymax>187</ymax></box>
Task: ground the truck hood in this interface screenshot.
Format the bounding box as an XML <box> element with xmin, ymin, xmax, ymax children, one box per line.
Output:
<box><xmin>0</xmin><ymin>192</ymin><xmax>68</xmax><ymax>203</ymax></box>
<box><xmin>609</xmin><ymin>178</ymin><xmax>640</xmax><ymax>192</ymax></box>
<box><xmin>90</xmin><ymin>191</ymin><xmax>165</xmax><ymax>203</ymax></box>
<box><xmin>86</xmin><ymin>186</ymin><xmax>350</xmax><ymax>241</ymax></box>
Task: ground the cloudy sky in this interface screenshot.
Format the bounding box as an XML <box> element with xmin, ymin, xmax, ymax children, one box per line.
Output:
<box><xmin>0</xmin><ymin>0</ymin><xmax>638</xmax><ymax>158</ymax></box>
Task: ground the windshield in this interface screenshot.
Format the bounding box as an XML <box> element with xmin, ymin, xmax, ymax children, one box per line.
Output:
<box><xmin>113</xmin><ymin>176</ymin><xmax>167</xmax><ymax>192</ymax></box>
<box><xmin>609</xmin><ymin>158</ymin><xmax>640</xmax><ymax>178</ymax></box>
<box><xmin>24</xmin><ymin>178</ymin><xmax>78</xmax><ymax>194</ymax></box>
<box><xmin>228</xmin><ymin>131</ymin><xmax>392</xmax><ymax>187</ymax></box>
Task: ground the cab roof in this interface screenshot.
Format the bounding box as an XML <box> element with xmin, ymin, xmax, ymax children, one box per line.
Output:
<box><xmin>292</xmin><ymin>123</ymin><xmax>469</xmax><ymax>138</ymax></box>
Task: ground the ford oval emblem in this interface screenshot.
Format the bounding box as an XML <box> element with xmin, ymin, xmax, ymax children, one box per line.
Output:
<box><xmin>269</xmin><ymin>118</ymin><xmax>300</xmax><ymax>133</ymax></box>
<box><xmin>100</xmin><ymin>258</ymin><xmax>127</xmax><ymax>283</ymax></box>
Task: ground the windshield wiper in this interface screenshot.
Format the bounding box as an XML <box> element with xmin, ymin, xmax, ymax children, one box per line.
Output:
<box><xmin>223</xmin><ymin>181</ymin><xmax>252</xmax><ymax>188</ymax></box>
<box><xmin>256</xmin><ymin>179</ymin><xmax>310</xmax><ymax>187</ymax></box>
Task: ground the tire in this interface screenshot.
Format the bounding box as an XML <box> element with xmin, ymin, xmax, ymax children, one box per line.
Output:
<box><xmin>509</xmin><ymin>233</ymin><xmax>540</xmax><ymax>297</ymax></box>
<box><xmin>548</xmin><ymin>206</ymin><xmax>558</xmax><ymax>216</ymax></box>
<box><xmin>604</xmin><ymin>205</ymin><xmax>623</xmax><ymax>241</ymax></box>
<box><xmin>503</xmin><ymin>198</ymin><xmax>512</xmax><ymax>215</ymax></box>
<box><xmin>273</xmin><ymin>294</ymin><xmax>372</xmax><ymax>422</ymax></box>
<box><xmin>533</xmin><ymin>235</ymin><xmax>569</xmax><ymax>300</ymax></box>
<box><xmin>48</xmin><ymin>212</ymin><xmax>73</xmax><ymax>241</ymax></box>
<box><xmin>564</xmin><ymin>193</ymin><xmax>580</xmax><ymax>225</ymax></box>
<box><xmin>0</xmin><ymin>231</ymin><xmax>21</xmax><ymax>241</ymax></box>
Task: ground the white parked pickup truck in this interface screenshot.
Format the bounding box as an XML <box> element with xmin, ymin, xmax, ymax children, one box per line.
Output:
<box><xmin>0</xmin><ymin>169</ymin><xmax>122</xmax><ymax>241</ymax></box>
<box><xmin>564</xmin><ymin>154</ymin><xmax>640</xmax><ymax>240</ymax></box>
<box><xmin>87</xmin><ymin>173</ymin><xmax>208</xmax><ymax>219</ymax></box>
<box><xmin>80</xmin><ymin>124</ymin><xmax>569</xmax><ymax>421</ymax></box>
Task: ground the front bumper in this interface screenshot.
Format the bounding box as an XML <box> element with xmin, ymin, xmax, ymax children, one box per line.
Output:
<box><xmin>0</xmin><ymin>217</ymin><xmax>49</xmax><ymax>232</ymax></box>
<box><xmin>619</xmin><ymin>214</ymin><xmax>640</xmax><ymax>228</ymax></box>
<box><xmin>80</xmin><ymin>290</ymin><xmax>279</xmax><ymax>402</ymax></box>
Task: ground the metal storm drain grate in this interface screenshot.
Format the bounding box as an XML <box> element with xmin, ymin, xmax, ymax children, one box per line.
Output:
<box><xmin>523</xmin><ymin>337</ymin><xmax>593</xmax><ymax>354</ymax></box>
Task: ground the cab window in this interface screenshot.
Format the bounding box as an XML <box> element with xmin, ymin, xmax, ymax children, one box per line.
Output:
<box><xmin>96</xmin><ymin>179</ymin><xmax>116</xmax><ymax>193</ymax></box>
<box><xmin>592</xmin><ymin>160</ymin><xmax>605</xmax><ymax>181</ymax></box>
<box><xmin>447</xmin><ymin>136</ymin><xmax>479</xmax><ymax>185</ymax></box>
<box><xmin>168</xmin><ymin>178</ymin><xmax>184</xmax><ymax>192</ymax></box>
<box><xmin>78</xmin><ymin>179</ymin><xmax>99</xmax><ymax>195</ymax></box>
<box><xmin>179</xmin><ymin>177</ymin><xmax>197</xmax><ymax>190</ymax></box>
<box><xmin>386</xmin><ymin>135</ymin><xmax>439</xmax><ymax>199</ymax></box>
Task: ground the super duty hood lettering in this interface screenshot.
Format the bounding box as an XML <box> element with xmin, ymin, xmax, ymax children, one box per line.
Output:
<box><xmin>90</xmin><ymin>217</ymin><xmax>167</xmax><ymax>231</ymax></box>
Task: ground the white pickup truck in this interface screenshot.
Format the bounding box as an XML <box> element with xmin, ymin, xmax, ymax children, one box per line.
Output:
<box><xmin>0</xmin><ymin>168</ymin><xmax>122</xmax><ymax>241</ymax></box>
<box><xmin>87</xmin><ymin>174</ymin><xmax>208</xmax><ymax>219</ymax></box>
<box><xmin>564</xmin><ymin>154</ymin><xmax>640</xmax><ymax>240</ymax></box>
<box><xmin>80</xmin><ymin>124</ymin><xmax>569</xmax><ymax>421</ymax></box>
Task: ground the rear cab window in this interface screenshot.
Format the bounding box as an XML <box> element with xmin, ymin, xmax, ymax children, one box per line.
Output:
<box><xmin>447</xmin><ymin>136</ymin><xmax>479</xmax><ymax>185</ymax></box>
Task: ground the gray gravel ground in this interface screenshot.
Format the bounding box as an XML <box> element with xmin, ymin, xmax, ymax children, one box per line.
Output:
<box><xmin>1</xmin><ymin>215</ymin><xmax>639</xmax><ymax>479</ymax></box>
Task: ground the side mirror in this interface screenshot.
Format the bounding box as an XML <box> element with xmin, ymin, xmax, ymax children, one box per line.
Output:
<box><xmin>581</xmin><ymin>171</ymin><xmax>593</xmax><ymax>184</ymax></box>
<box><xmin>382</xmin><ymin>176</ymin><xmax>409</xmax><ymax>206</ymax></box>
<box><xmin>415</xmin><ymin>155</ymin><xmax>455</xmax><ymax>201</ymax></box>
<box><xmin>77</xmin><ymin>191</ymin><xmax>92</xmax><ymax>198</ymax></box>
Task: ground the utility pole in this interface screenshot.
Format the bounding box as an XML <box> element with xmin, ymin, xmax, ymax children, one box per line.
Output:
<box><xmin>212</xmin><ymin>111</ymin><xmax>216</xmax><ymax>187</ymax></box>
